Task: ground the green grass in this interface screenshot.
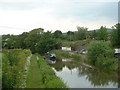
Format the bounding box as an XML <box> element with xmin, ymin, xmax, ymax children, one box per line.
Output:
<box><xmin>62</xmin><ymin>39</ymin><xmax>91</xmax><ymax>50</ymax></box>
<box><xmin>26</xmin><ymin>55</ymin><xmax>45</xmax><ymax>88</ymax></box>
<box><xmin>26</xmin><ymin>54</ymin><xmax>67</xmax><ymax>88</ymax></box>
<box><xmin>37</xmin><ymin>54</ymin><xmax>67</xmax><ymax>88</ymax></box>
<box><xmin>51</xmin><ymin>50</ymin><xmax>70</xmax><ymax>59</ymax></box>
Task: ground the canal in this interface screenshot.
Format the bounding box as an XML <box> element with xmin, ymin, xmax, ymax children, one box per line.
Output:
<box><xmin>49</xmin><ymin>58</ymin><xmax>118</xmax><ymax>88</ymax></box>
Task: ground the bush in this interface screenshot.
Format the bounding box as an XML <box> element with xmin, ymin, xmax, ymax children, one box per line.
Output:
<box><xmin>2</xmin><ymin>49</ymin><xmax>31</xmax><ymax>88</ymax></box>
<box><xmin>87</xmin><ymin>41</ymin><xmax>114</xmax><ymax>68</ymax></box>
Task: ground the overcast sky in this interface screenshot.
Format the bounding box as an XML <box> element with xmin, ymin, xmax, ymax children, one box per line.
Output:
<box><xmin>0</xmin><ymin>0</ymin><xmax>119</xmax><ymax>35</ymax></box>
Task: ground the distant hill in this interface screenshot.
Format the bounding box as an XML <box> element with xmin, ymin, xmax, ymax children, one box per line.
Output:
<box><xmin>63</xmin><ymin>28</ymin><xmax>113</xmax><ymax>34</ymax></box>
<box><xmin>88</xmin><ymin>28</ymin><xmax>113</xmax><ymax>33</ymax></box>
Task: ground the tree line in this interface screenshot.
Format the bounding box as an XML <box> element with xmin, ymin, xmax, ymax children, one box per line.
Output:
<box><xmin>2</xmin><ymin>23</ymin><xmax>120</xmax><ymax>54</ymax></box>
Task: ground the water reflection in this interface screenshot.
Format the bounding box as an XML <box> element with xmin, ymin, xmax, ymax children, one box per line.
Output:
<box><xmin>78</xmin><ymin>66</ymin><xmax>118</xmax><ymax>87</ymax></box>
<box><xmin>50</xmin><ymin>59</ymin><xmax>118</xmax><ymax>88</ymax></box>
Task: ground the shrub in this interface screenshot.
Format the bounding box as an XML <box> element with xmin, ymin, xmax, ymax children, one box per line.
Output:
<box><xmin>2</xmin><ymin>49</ymin><xmax>31</xmax><ymax>88</ymax></box>
<box><xmin>87</xmin><ymin>41</ymin><xmax>114</xmax><ymax>67</ymax></box>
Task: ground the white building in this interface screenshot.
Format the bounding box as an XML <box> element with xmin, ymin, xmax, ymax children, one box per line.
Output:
<box><xmin>62</xmin><ymin>47</ymin><xmax>71</xmax><ymax>51</ymax></box>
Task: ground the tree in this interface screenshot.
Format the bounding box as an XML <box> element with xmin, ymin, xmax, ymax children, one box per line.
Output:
<box><xmin>76</xmin><ymin>26</ymin><xmax>88</xmax><ymax>40</ymax></box>
<box><xmin>67</xmin><ymin>31</ymin><xmax>74</xmax><ymax>41</ymax></box>
<box><xmin>18</xmin><ymin>32</ymin><xmax>28</xmax><ymax>49</ymax></box>
<box><xmin>92</xmin><ymin>30</ymin><xmax>97</xmax><ymax>40</ymax></box>
<box><xmin>53</xmin><ymin>30</ymin><xmax>62</xmax><ymax>38</ymax></box>
<box><xmin>24</xmin><ymin>28</ymin><xmax>44</xmax><ymax>53</ymax></box>
<box><xmin>111</xmin><ymin>23</ymin><xmax>120</xmax><ymax>47</ymax></box>
<box><xmin>36</xmin><ymin>31</ymin><xmax>59</xmax><ymax>54</ymax></box>
<box><xmin>97</xmin><ymin>26</ymin><xmax>108</xmax><ymax>41</ymax></box>
<box><xmin>87</xmin><ymin>41</ymin><xmax>114</xmax><ymax>66</ymax></box>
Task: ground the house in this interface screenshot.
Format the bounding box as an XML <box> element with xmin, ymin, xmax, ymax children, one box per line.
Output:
<box><xmin>75</xmin><ymin>46</ymin><xmax>87</xmax><ymax>54</ymax></box>
<box><xmin>114</xmin><ymin>49</ymin><xmax>120</xmax><ymax>58</ymax></box>
<box><xmin>61</xmin><ymin>47</ymin><xmax>71</xmax><ymax>51</ymax></box>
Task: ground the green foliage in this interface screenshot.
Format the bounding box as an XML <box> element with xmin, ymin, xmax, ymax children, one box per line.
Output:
<box><xmin>71</xmin><ymin>54</ymin><xmax>81</xmax><ymax>60</ymax></box>
<box><xmin>62</xmin><ymin>39</ymin><xmax>91</xmax><ymax>50</ymax></box>
<box><xmin>2</xmin><ymin>28</ymin><xmax>61</xmax><ymax>54</ymax></box>
<box><xmin>67</xmin><ymin>31</ymin><xmax>75</xmax><ymax>41</ymax></box>
<box><xmin>51</xmin><ymin>50</ymin><xmax>81</xmax><ymax>61</ymax></box>
<box><xmin>97</xmin><ymin>26</ymin><xmax>108</xmax><ymax>41</ymax></box>
<box><xmin>52</xmin><ymin>50</ymin><xmax>70</xmax><ymax>59</ymax></box>
<box><xmin>92</xmin><ymin>30</ymin><xmax>97</xmax><ymax>39</ymax></box>
<box><xmin>53</xmin><ymin>30</ymin><xmax>62</xmax><ymax>38</ymax></box>
<box><xmin>87</xmin><ymin>41</ymin><xmax>115</xmax><ymax>69</ymax></box>
<box><xmin>24</xmin><ymin>28</ymin><xmax>44</xmax><ymax>53</ymax></box>
<box><xmin>37</xmin><ymin>55</ymin><xmax>67</xmax><ymax>88</ymax></box>
<box><xmin>45</xmin><ymin>78</ymin><xmax>67</xmax><ymax>88</ymax></box>
<box><xmin>76</xmin><ymin>26</ymin><xmax>88</xmax><ymax>40</ymax></box>
<box><xmin>36</xmin><ymin>31</ymin><xmax>60</xmax><ymax>54</ymax></box>
<box><xmin>111</xmin><ymin>23</ymin><xmax>120</xmax><ymax>47</ymax></box>
<box><xmin>96</xmin><ymin>56</ymin><xmax>116</xmax><ymax>70</ymax></box>
<box><xmin>2</xmin><ymin>49</ymin><xmax>31</xmax><ymax>88</ymax></box>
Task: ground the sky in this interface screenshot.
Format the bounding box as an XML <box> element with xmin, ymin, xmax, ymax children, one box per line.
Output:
<box><xmin>0</xmin><ymin>0</ymin><xmax>119</xmax><ymax>35</ymax></box>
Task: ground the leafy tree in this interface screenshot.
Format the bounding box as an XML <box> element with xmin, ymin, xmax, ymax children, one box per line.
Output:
<box><xmin>2</xmin><ymin>35</ymin><xmax>17</xmax><ymax>49</ymax></box>
<box><xmin>36</xmin><ymin>31</ymin><xmax>59</xmax><ymax>54</ymax></box>
<box><xmin>111</xmin><ymin>23</ymin><xmax>120</xmax><ymax>47</ymax></box>
<box><xmin>24</xmin><ymin>28</ymin><xmax>44</xmax><ymax>53</ymax></box>
<box><xmin>76</xmin><ymin>26</ymin><xmax>88</xmax><ymax>40</ymax></box>
<box><xmin>67</xmin><ymin>31</ymin><xmax>74</xmax><ymax>41</ymax></box>
<box><xmin>92</xmin><ymin>30</ymin><xmax>97</xmax><ymax>40</ymax></box>
<box><xmin>17</xmin><ymin>32</ymin><xmax>28</xmax><ymax>49</ymax></box>
<box><xmin>97</xmin><ymin>26</ymin><xmax>108</xmax><ymax>41</ymax></box>
<box><xmin>53</xmin><ymin>30</ymin><xmax>62</xmax><ymax>38</ymax></box>
<box><xmin>67</xmin><ymin>31</ymin><xmax>74</xmax><ymax>35</ymax></box>
<box><xmin>87</xmin><ymin>41</ymin><xmax>114</xmax><ymax>66</ymax></box>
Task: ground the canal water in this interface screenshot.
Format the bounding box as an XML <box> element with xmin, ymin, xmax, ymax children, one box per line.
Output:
<box><xmin>49</xmin><ymin>58</ymin><xmax>118</xmax><ymax>88</ymax></box>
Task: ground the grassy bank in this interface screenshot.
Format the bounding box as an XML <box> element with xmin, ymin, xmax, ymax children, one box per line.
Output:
<box><xmin>26</xmin><ymin>54</ymin><xmax>67</xmax><ymax>88</ymax></box>
<box><xmin>26</xmin><ymin>55</ymin><xmax>44</xmax><ymax>88</ymax></box>
<box><xmin>62</xmin><ymin>39</ymin><xmax>91</xmax><ymax>50</ymax></box>
<box><xmin>51</xmin><ymin>50</ymin><xmax>81</xmax><ymax>61</ymax></box>
<box><xmin>2</xmin><ymin>49</ymin><xmax>67</xmax><ymax>88</ymax></box>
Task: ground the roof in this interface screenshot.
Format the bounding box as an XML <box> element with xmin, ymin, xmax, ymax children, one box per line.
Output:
<box><xmin>75</xmin><ymin>46</ymin><xmax>85</xmax><ymax>51</ymax></box>
<box><xmin>115</xmin><ymin>49</ymin><xmax>120</xmax><ymax>53</ymax></box>
<box><xmin>50</xmin><ymin>53</ymin><xmax>56</xmax><ymax>57</ymax></box>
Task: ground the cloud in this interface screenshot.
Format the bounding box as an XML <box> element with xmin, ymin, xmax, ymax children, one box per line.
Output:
<box><xmin>0</xmin><ymin>0</ymin><xmax>119</xmax><ymax>3</ymax></box>
<box><xmin>0</xmin><ymin>0</ymin><xmax>118</xmax><ymax>35</ymax></box>
<box><xmin>0</xmin><ymin>9</ymin><xmax>116</xmax><ymax>35</ymax></box>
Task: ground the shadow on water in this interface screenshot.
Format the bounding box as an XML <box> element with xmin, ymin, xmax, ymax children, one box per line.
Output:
<box><xmin>50</xmin><ymin>58</ymin><xmax>118</xmax><ymax>88</ymax></box>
